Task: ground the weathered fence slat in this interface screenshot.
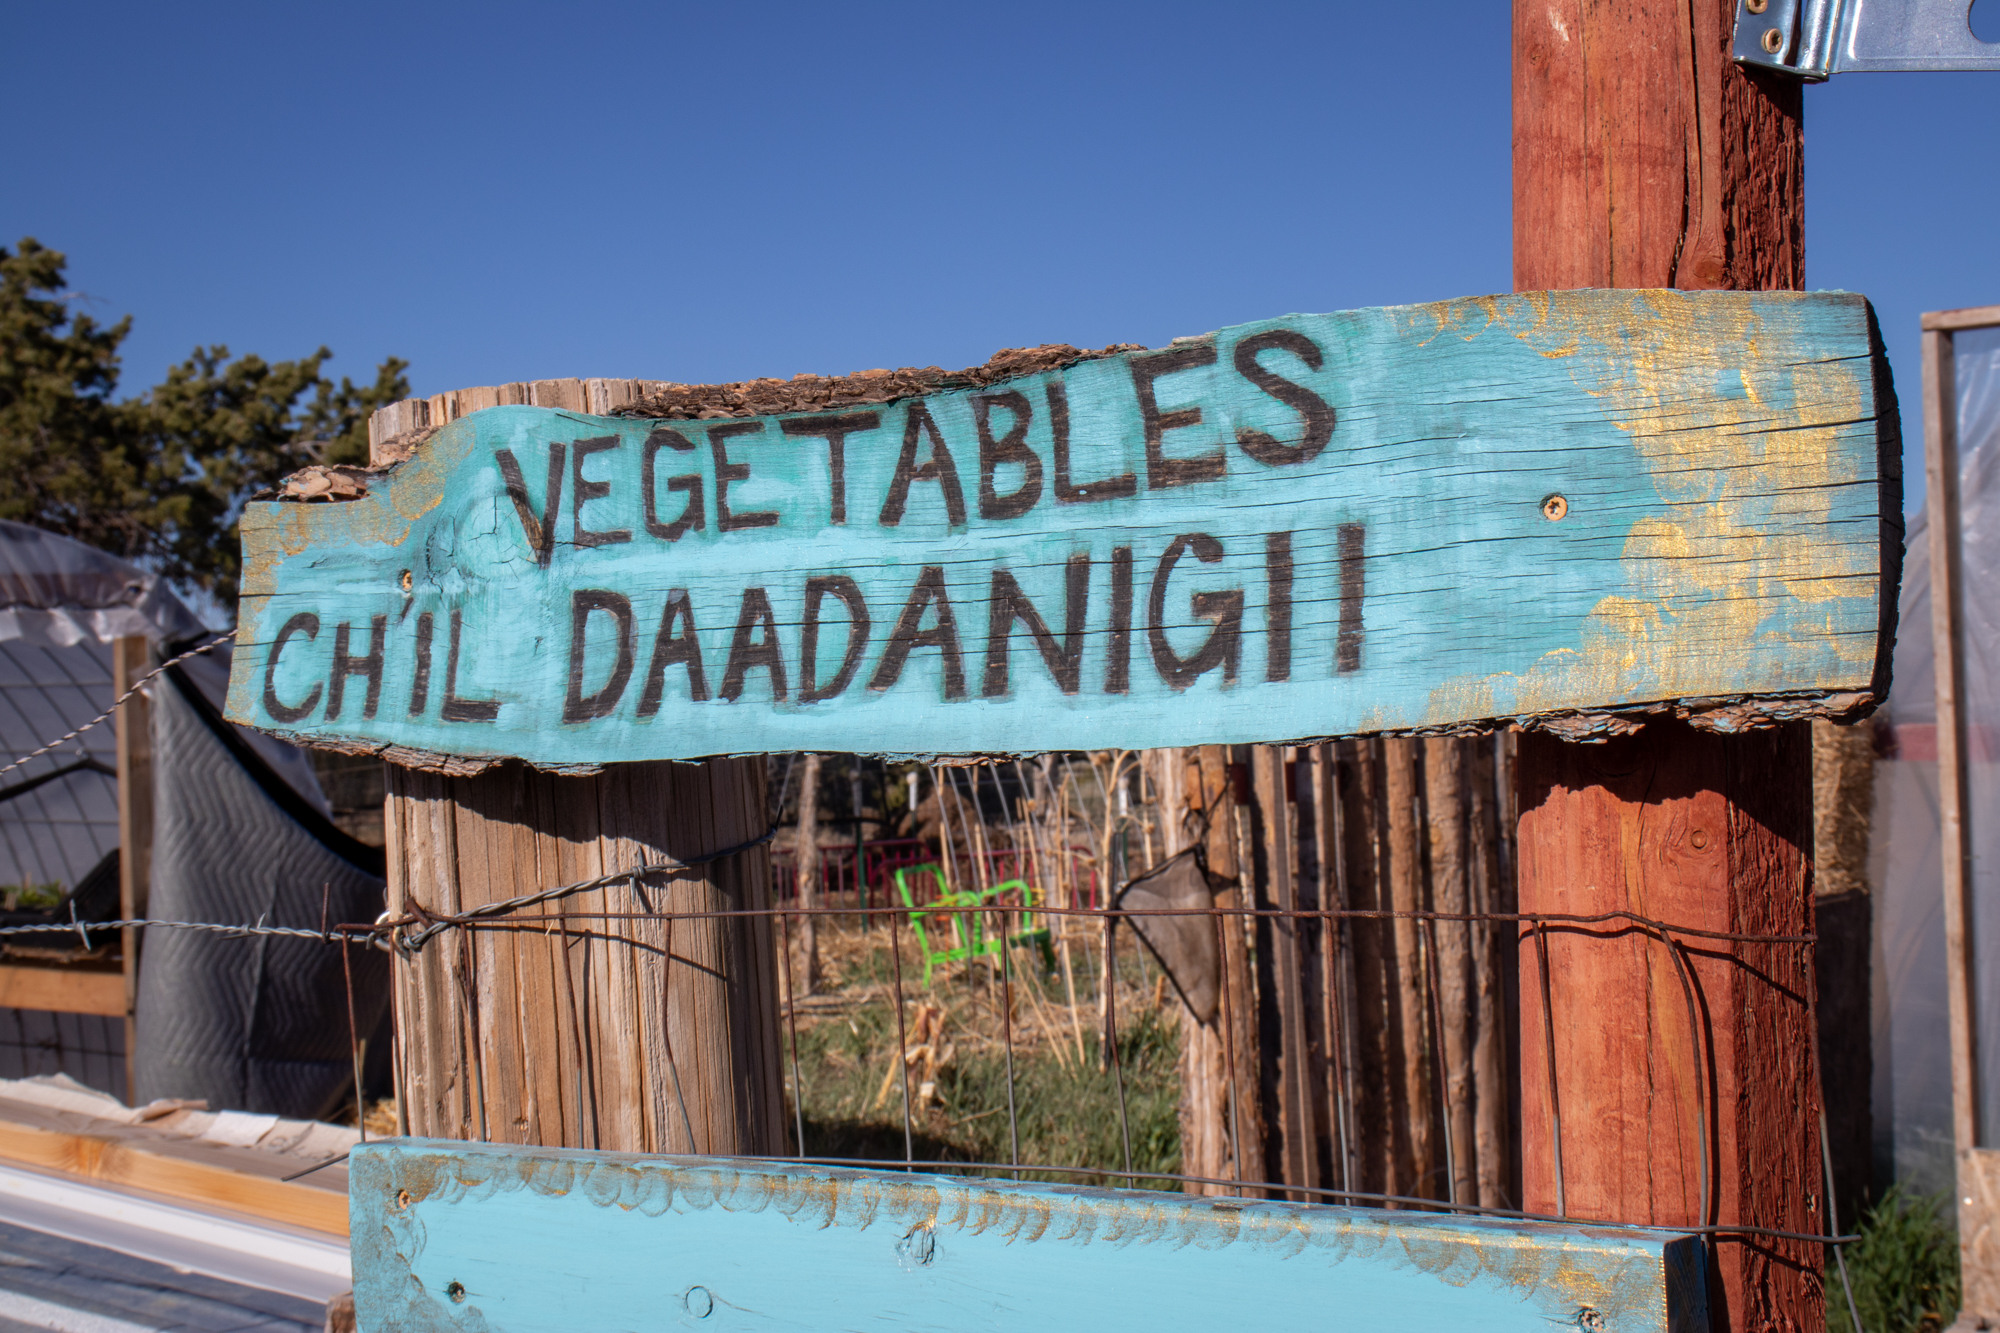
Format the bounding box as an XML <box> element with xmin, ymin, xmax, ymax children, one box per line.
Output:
<box><xmin>228</xmin><ymin>288</ymin><xmax>1894</xmax><ymax>770</ymax></box>
<box><xmin>351</xmin><ymin>1139</ymin><xmax>1708</xmax><ymax>1332</ymax></box>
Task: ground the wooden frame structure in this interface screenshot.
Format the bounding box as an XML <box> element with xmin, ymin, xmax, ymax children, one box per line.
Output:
<box><xmin>1921</xmin><ymin>301</ymin><xmax>2000</xmax><ymax>1326</ymax></box>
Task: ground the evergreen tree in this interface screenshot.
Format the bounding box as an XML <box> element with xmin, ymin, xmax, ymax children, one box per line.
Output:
<box><xmin>0</xmin><ymin>237</ymin><xmax>408</xmax><ymax>607</ymax></box>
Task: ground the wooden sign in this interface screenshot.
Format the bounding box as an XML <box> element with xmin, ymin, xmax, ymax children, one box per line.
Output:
<box><xmin>350</xmin><ymin>1140</ymin><xmax>1710</xmax><ymax>1332</ymax></box>
<box><xmin>227</xmin><ymin>290</ymin><xmax>1896</xmax><ymax>768</ymax></box>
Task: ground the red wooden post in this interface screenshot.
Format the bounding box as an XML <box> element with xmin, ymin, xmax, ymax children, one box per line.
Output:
<box><xmin>1513</xmin><ymin>2</ymin><xmax>1822</xmax><ymax>1327</ymax></box>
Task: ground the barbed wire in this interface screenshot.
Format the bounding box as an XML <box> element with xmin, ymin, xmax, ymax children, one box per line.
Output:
<box><xmin>0</xmin><ymin>903</ymin><xmax>354</xmax><ymax>952</ymax></box>
<box><xmin>0</xmin><ymin>827</ymin><xmax>784</xmax><ymax>953</ymax></box>
<box><xmin>17</xmin><ymin>892</ymin><xmax>1818</xmax><ymax>952</ymax></box>
<box><xmin>0</xmin><ymin>631</ymin><xmax>236</xmax><ymax>782</ymax></box>
<box><xmin>382</xmin><ymin>823</ymin><xmax>783</xmax><ymax>953</ymax></box>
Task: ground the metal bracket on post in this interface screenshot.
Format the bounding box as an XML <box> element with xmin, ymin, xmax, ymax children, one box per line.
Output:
<box><xmin>1734</xmin><ymin>0</ymin><xmax>2000</xmax><ymax>78</ymax></box>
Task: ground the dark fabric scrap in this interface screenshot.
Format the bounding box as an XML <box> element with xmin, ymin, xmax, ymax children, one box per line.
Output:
<box><xmin>1115</xmin><ymin>848</ymin><xmax>1221</xmax><ymax>1025</ymax></box>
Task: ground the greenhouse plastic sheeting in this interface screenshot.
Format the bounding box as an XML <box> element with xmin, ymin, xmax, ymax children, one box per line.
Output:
<box><xmin>1872</xmin><ymin>326</ymin><xmax>2000</xmax><ymax>1195</ymax></box>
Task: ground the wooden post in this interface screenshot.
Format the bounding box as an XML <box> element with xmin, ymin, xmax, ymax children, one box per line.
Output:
<box><xmin>372</xmin><ymin>385</ymin><xmax>784</xmax><ymax>1155</ymax></box>
<box><xmin>1209</xmin><ymin>746</ymin><xmax>1264</xmax><ymax>1191</ymax></box>
<box><xmin>1810</xmin><ymin>717</ymin><xmax>1875</xmax><ymax>1232</ymax></box>
<box><xmin>1382</xmin><ymin>737</ymin><xmax>1435</xmax><ymax>1198</ymax></box>
<box><xmin>1424</xmin><ymin>739</ymin><xmax>1475</xmax><ymax>1207</ymax></box>
<box><xmin>1466</xmin><ymin>736</ymin><xmax>1514</xmax><ymax>1211</ymax></box>
<box><xmin>1926</xmin><ymin>320</ymin><xmax>1977</xmax><ymax>1289</ymax></box>
<box><xmin>112</xmin><ymin>635</ymin><xmax>152</xmax><ymax>1104</ymax></box>
<box><xmin>1514</xmin><ymin>5</ymin><xmax>1819</xmax><ymax>1324</ymax></box>
<box><xmin>1151</xmin><ymin>749</ymin><xmax>1217</xmax><ymax>1188</ymax></box>
<box><xmin>1308</xmin><ymin>743</ymin><xmax>1350</xmax><ymax>1189</ymax></box>
<box><xmin>1152</xmin><ymin>745</ymin><xmax>1262</xmax><ymax>1194</ymax></box>
<box><xmin>796</xmin><ymin>752</ymin><xmax>822</xmax><ymax>994</ymax></box>
<box><xmin>1254</xmin><ymin>744</ymin><xmax>1317</xmax><ymax>1197</ymax></box>
<box><xmin>1334</xmin><ymin>738</ymin><xmax>1398</xmax><ymax>1196</ymax></box>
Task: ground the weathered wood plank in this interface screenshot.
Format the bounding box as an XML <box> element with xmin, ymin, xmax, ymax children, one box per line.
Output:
<box><xmin>0</xmin><ymin>965</ymin><xmax>124</xmax><ymax>1018</ymax></box>
<box><xmin>0</xmin><ymin>1117</ymin><xmax>347</xmax><ymax>1235</ymax></box>
<box><xmin>113</xmin><ymin>635</ymin><xmax>152</xmax><ymax>1094</ymax></box>
<box><xmin>349</xmin><ymin>1139</ymin><xmax>1709</xmax><ymax>1332</ymax></box>
<box><xmin>1921</xmin><ymin>305</ymin><xmax>2000</xmax><ymax>333</ymax></box>
<box><xmin>228</xmin><ymin>289</ymin><xmax>1894</xmax><ymax>768</ymax></box>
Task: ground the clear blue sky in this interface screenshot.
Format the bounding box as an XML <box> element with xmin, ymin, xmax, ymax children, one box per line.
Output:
<box><xmin>5</xmin><ymin>2</ymin><xmax>1996</xmax><ymax>517</ymax></box>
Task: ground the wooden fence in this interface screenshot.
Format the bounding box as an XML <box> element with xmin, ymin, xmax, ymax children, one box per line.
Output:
<box><xmin>768</xmin><ymin>739</ymin><xmax>1517</xmax><ymax>1207</ymax></box>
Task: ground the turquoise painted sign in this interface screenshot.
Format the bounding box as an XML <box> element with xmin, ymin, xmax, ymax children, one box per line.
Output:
<box><xmin>350</xmin><ymin>1140</ymin><xmax>1710</xmax><ymax>1332</ymax></box>
<box><xmin>227</xmin><ymin>289</ymin><xmax>1896</xmax><ymax>768</ymax></box>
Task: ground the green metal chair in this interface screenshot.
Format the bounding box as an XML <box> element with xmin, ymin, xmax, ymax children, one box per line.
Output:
<box><xmin>892</xmin><ymin>865</ymin><xmax>984</xmax><ymax>984</ymax></box>
<box><xmin>970</xmin><ymin>879</ymin><xmax>1058</xmax><ymax>979</ymax></box>
<box><xmin>892</xmin><ymin>866</ymin><xmax>1057</xmax><ymax>984</ymax></box>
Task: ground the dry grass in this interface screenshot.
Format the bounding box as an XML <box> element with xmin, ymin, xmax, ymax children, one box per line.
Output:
<box><xmin>775</xmin><ymin>914</ymin><xmax>1182</xmax><ymax>1187</ymax></box>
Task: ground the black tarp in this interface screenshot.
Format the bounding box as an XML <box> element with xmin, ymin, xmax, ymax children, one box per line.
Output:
<box><xmin>133</xmin><ymin>666</ymin><xmax>387</xmax><ymax>1119</ymax></box>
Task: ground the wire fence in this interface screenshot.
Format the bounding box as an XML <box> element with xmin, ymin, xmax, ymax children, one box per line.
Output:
<box><xmin>0</xmin><ymin>651</ymin><xmax>1863</xmax><ymax>1321</ymax></box>
<box><xmin>63</xmin><ymin>865</ymin><xmax>1867</xmax><ymax>1257</ymax></box>
<box><xmin>334</xmin><ymin>891</ymin><xmax>1857</xmax><ymax>1245</ymax></box>
<box><xmin>768</xmin><ymin>840</ymin><xmax>1108</xmax><ymax>918</ymax></box>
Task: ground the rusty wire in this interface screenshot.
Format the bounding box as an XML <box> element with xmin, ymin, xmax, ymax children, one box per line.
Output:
<box><xmin>381</xmin><ymin>901</ymin><xmax>1813</xmax><ymax>943</ymax></box>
